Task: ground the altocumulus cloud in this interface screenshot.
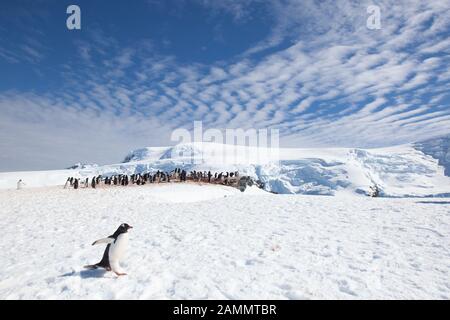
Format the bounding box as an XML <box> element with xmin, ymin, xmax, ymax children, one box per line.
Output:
<box><xmin>0</xmin><ymin>0</ymin><xmax>449</xmax><ymax>171</ymax></box>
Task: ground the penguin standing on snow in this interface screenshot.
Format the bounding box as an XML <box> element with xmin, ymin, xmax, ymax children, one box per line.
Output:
<box><xmin>84</xmin><ymin>223</ymin><xmax>133</xmax><ymax>276</ymax></box>
<box><xmin>17</xmin><ymin>179</ymin><xmax>26</xmax><ymax>190</ymax></box>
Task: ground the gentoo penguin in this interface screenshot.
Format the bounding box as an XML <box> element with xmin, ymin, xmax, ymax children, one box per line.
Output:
<box><xmin>84</xmin><ymin>223</ymin><xmax>133</xmax><ymax>276</ymax></box>
<box><xmin>17</xmin><ymin>179</ymin><xmax>25</xmax><ymax>190</ymax></box>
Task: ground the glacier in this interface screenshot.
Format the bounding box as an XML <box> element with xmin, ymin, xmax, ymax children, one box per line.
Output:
<box><xmin>414</xmin><ymin>135</ymin><xmax>450</xmax><ymax>176</ymax></box>
<box><xmin>1</xmin><ymin>135</ymin><xmax>450</xmax><ymax>197</ymax></box>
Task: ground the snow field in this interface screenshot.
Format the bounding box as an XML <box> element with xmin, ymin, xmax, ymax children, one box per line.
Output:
<box><xmin>0</xmin><ymin>184</ymin><xmax>448</xmax><ymax>299</ymax></box>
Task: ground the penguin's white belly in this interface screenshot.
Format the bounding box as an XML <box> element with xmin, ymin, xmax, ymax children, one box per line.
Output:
<box><xmin>108</xmin><ymin>233</ymin><xmax>128</xmax><ymax>264</ymax></box>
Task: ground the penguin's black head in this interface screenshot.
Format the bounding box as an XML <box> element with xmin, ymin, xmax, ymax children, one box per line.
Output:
<box><xmin>118</xmin><ymin>223</ymin><xmax>133</xmax><ymax>233</ymax></box>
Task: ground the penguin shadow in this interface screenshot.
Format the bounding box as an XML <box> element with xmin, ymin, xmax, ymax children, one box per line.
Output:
<box><xmin>416</xmin><ymin>201</ymin><xmax>450</xmax><ymax>205</ymax></box>
<box><xmin>60</xmin><ymin>269</ymin><xmax>108</xmax><ymax>279</ymax></box>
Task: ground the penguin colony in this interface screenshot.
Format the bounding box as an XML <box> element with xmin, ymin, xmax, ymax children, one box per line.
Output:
<box><xmin>64</xmin><ymin>169</ymin><xmax>241</xmax><ymax>190</ymax></box>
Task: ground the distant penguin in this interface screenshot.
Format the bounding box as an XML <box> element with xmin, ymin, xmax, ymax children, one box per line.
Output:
<box><xmin>84</xmin><ymin>223</ymin><xmax>133</xmax><ymax>276</ymax></box>
<box><xmin>17</xmin><ymin>179</ymin><xmax>25</xmax><ymax>190</ymax></box>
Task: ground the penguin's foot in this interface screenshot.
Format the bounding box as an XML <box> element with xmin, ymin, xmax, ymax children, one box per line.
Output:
<box><xmin>114</xmin><ymin>271</ymin><xmax>127</xmax><ymax>276</ymax></box>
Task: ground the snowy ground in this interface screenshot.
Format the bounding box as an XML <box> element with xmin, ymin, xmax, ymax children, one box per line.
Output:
<box><xmin>0</xmin><ymin>183</ymin><xmax>449</xmax><ymax>299</ymax></box>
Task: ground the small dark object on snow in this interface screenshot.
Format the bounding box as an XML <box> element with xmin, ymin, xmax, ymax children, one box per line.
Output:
<box><xmin>368</xmin><ymin>184</ymin><xmax>380</xmax><ymax>197</ymax></box>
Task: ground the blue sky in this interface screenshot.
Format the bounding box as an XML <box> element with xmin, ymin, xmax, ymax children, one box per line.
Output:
<box><xmin>0</xmin><ymin>0</ymin><xmax>449</xmax><ymax>171</ymax></box>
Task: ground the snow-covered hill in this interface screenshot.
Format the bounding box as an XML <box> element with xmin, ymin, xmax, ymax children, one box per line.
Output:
<box><xmin>66</xmin><ymin>163</ymin><xmax>99</xmax><ymax>170</ymax></box>
<box><xmin>0</xmin><ymin>185</ymin><xmax>448</xmax><ymax>299</ymax></box>
<box><xmin>414</xmin><ymin>135</ymin><xmax>450</xmax><ymax>176</ymax></box>
<box><xmin>1</xmin><ymin>136</ymin><xmax>450</xmax><ymax>197</ymax></box>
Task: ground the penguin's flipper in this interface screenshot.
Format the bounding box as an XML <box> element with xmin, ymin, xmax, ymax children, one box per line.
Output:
<box><xmin>92</xmin><ymin>237</ymin><xmax>114</xmax><ymax>246</ymax></box>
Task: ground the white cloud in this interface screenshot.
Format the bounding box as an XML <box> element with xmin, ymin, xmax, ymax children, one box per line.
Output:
<box><xmin>1</xmin><ymin>0</ymin><xmax>449</xmax><ymax>171</ymax></box>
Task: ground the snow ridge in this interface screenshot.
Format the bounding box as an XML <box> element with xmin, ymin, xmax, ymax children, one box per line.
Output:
<box><xmin>2</xmin><ymin>137</ymin><xmax>450</xmax><ymax>197</ymax></box>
